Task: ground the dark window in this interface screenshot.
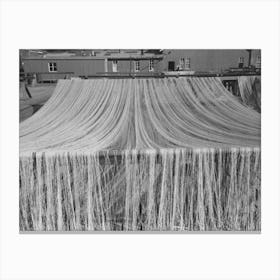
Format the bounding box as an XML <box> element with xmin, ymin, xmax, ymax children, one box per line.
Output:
<box><xmin>134</xmin><ymin>61</ymin><xmax>140</xmax><ymax>72</ymax></box>
<box><xmin>48</xmin><ymin>62</ymin><xmax>57</xmax><ymax>72</ymax></box>
<box><xmin>168</xmin><ymin>61</ymin><xmax>175</xmax><ymax>71</ymax></box>
<box><xmin>238</xmin><ymin>57</ymin><xmax>244</xmax><ymax>68</ymax></box>
<box><xmin>149</xmin><ymin>59</ymin><xmax>154</xmax><ymax>72</ymax></box>
<box><xmin>222</xmin><ymin>80</ymin><xmax>239</xmax><ymax>96</ymax></box>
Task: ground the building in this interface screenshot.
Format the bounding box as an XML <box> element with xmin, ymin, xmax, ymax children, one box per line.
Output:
<box><xmin>158</xmin><ymin>49</ymin><xmax>261</xmax><ymax>73</ymax></box>
<box><xmin>20</xmin><ymin>49</ymin><xmax>165</xmax><ymax>82</ymax></box>
<box><xmin>20</xmin><ymin>49</ymin><xmax>261</xmax><ymax>83</ymax></box>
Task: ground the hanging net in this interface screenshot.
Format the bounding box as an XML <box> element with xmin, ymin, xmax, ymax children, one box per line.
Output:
<box><xmin>238</xmin><ymin>75</ymin><xmax>261</xmax><ymax>113</ymax></box>
<box><xmin>19</xmin><ymin>77</ymin><xmax>261</xmax><ymax>231</ymax></box>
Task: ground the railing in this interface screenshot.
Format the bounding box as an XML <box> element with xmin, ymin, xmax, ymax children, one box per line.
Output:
<box><xmin>85</xmin><ymin>71</ymin><xmax>261</xmax><ymax>78</ymax></box>
<box><xmin>20</xmin><ymin>70</ymin><xmax>261</xmax><ymax>81</ymax></box>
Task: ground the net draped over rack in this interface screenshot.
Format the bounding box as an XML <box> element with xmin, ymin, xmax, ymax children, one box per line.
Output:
<box><xmin>237</xmin><ymin>75</ymin><xmax>261</xmax><ymax>113</ymax></box>
<box><xmin>19</xmin><ymin>77</ymin><xmax>261</xmax><ymax>231</ymax></box>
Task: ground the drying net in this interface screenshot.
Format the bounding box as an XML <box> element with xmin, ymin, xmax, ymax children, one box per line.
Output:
<box><xmin>238</xmin><ymin>76</ymin><xmax>261</xmax><ymax>113</ymax></box>
<box><xmin>19</xmin><ymin>77</ymin><xmax>261</xmax><ymax>231</ymax></box>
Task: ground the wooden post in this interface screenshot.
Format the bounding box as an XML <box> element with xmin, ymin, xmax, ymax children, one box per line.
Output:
<box><xmin>24</xmin><ymin>84</ymin><xmax>32</xmax><ymax>99</ymax></box>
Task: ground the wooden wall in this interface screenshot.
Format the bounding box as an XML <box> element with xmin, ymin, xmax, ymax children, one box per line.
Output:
<box><xmin>22</xmin><ymin>50</ymin><xmax>261</xmax><ymax>81</ymax></box>
<box><xmin>158</xmin><ymin>49</ymin><xmax>261</xmax><ymax>72</ymax></box>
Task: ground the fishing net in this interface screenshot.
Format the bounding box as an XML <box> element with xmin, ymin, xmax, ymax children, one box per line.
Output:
<box><xmin>19</xmin><ymin>77</ymin><xmax>261</xmax><ymax>231</ymax></box>
<box><xmin>238</xmin><ymin>76</ymin><xmax>261</xmax><ymax>113</ymax></box>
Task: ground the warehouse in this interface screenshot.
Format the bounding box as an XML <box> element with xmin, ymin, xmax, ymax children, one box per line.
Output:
<box><xmin>19</xmin><ymin>49</ymin><xmax>261</xmax><ymax>232</ymax></box>
<box><xmin>20</xmin><ymin>49</ymin><xmax>261</xmax><ymax>81</ymax></box>
<box><xmin>21</xmin><ymin>49</ymin><xmax>165</xmax><ymax>82</ymax></box>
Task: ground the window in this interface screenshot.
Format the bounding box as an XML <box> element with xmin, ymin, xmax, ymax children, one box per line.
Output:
<box><xmin>238</xmin><ymin>57</ymin><xmax>244</xmax><ymax>68</ymax></box>
<box><xmin>222</xmin><ymin>80</ymin><xmax>238</xmax><ymax>96</ymax></box>
<box><xmin>48</xmin><ymin>62</ymin><xmax>57</xmax><ymax>72</ymax></box>
<box><xmin>149</xmin><ymin>59</ymin><xmax>154</xmax><ymax>72</ymax></box>
<box><xmin>168</xmin><ymin>61</ymin><xmax>175</xmax><ymax>71</ymax></box>
<box><xmin>179</xmin><ymin>58</ymin><xmax>185</xmax><ymax>70</ymax></box>
<box><xmin>238</xmin><ymin>57</ymin><xmax>245</xmax><ymax>63</ymax></box>
<box><xmin>134</xmin><ymin>61</ymin><xmax>140</xmax><ymax>72</ymax></box>
<box><xmin>185</xmin><ymin>57</ymin><xmax>191</xmax><ymax>70</ymax></box>
<box><xmin>112</xmin><ymin>60</ymin><xmax>118</xmax><ymax>72</ymax></box>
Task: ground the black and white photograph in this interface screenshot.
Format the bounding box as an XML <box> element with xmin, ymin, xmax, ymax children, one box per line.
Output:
<box><xmin>19</xmin><ymin>49</ymin><xmax>261</xmax><ymax>232</ymax></box>
<box><xmin>1</xmin><ymin>1</ymin><xmax>280</xmax><ymax>279</ymax></box>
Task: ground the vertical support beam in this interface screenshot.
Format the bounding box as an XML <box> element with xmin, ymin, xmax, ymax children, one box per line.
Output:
<box><xmin>246</xmin><ymin>49</ymin><xmax>252</xmax><ymax>67</ymax></box>
<box><xmin>104</xmin><ymin>58</ymin><xmax>108</xmax><ymax>73</ymax></box>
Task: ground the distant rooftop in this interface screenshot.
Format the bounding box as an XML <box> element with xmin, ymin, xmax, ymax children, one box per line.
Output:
<box><xmin>20</xmin><ymin>49</ymin><xmax>164</xmax><ymax>60</ymax></box>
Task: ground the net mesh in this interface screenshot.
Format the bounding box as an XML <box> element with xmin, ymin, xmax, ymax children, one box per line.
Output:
<box><xmin>19</xmin><ymin>77</ymin><xmax>261</xmax><ymax>231</ymax></box>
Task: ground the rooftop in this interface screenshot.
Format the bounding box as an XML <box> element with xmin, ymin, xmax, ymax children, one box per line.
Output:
<box><xmin>20</xmin><ymin>49</ymin><xmax>165</xmax><ymax>60</ymax></box>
